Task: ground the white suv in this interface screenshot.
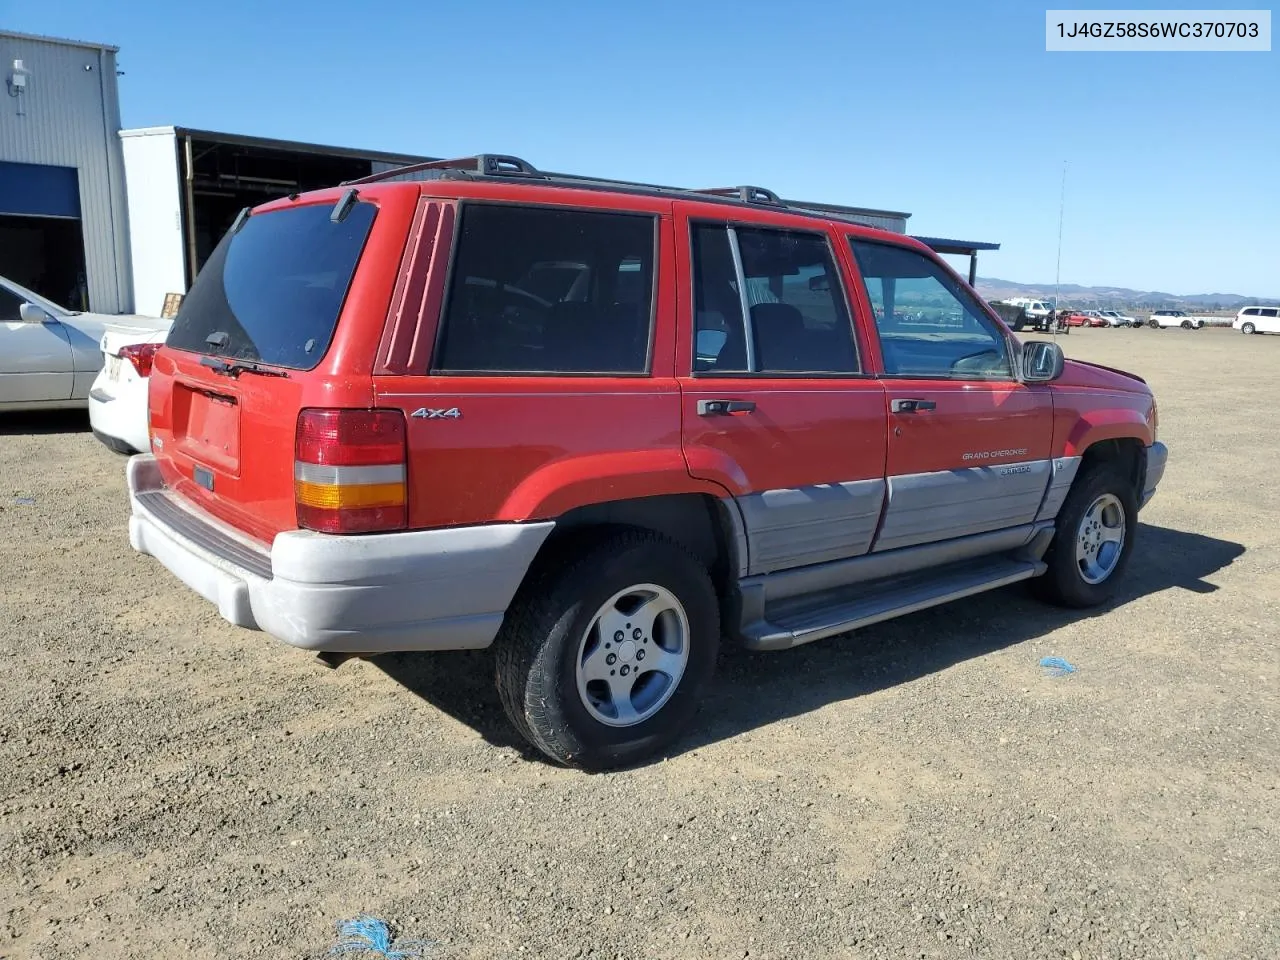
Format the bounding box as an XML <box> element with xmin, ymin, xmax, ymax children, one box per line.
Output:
<box><xmin>1234</xmin><ymin>306</ymin><xmax>1280</xmax><ymax>335</ymax></box>
<box><xmin>1148</xmin><ymin>310</ymin><xmax>1203</xmax><ymax>330</ymax></box>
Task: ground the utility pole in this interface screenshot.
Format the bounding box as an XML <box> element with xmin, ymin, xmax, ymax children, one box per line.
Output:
<box><xmin>1053</xmin><ymin>161</ymin><xmax>1069</xmax><ymax>338</ymax></box>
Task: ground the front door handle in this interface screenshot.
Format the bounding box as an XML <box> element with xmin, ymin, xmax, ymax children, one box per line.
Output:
<box><xmin>698</xmin><ymin>399</ymin><xmax>756</xmax><ymax>416</ymax></box>
<box><xmin>891</xmin><ymin>398</ymin><xmax>937</xmax><ymax>414</ymax></box>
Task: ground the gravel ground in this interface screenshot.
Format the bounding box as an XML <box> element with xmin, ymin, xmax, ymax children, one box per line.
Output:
<box><xmin>2</xmin><ymin>327</ymin><xmax>1277</xmax><ymax>960</ymax></box>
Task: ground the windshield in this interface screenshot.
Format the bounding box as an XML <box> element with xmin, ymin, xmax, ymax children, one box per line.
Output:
<box><xmin>166</xmin><ymin>200</ymin><xmax>376</xmax><ymax>370</ymax></box>
<box><xmin>0</xmin><ymin>274</ymin><xmax>71</xmax><ymax>318</ymax></box>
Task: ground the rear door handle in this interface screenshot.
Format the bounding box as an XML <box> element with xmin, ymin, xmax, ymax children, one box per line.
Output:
<box><xmin>698</xmin><ymin>399</ymin><xmax>756</xmax><ymax>416</ymax></box>
<box><xmin>891</xmin><ymin>398</ymin><xmax>937</xmax><ymax>414</ymax></box>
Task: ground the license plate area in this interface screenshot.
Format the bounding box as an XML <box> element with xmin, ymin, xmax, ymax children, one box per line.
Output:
<box><xmin>107</xmin><ymin>356</ymin><xmax>122</xmax><ymax>381</ymax></box>
<box><xmin>172</xmin><ymin>382</ymin><xmax>241</xmax><ymax>475</ymax></box>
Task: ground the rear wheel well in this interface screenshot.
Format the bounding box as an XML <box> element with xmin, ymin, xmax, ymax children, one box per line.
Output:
<box><xmin>528</xmin><ymin>494</ymin><xmax>741</xmax><ymax>601</ymax></box>
<box><xmin>1080</xmin><ymin>438</ymin><xmax>1144</xmax><ymax>500</ymax></box>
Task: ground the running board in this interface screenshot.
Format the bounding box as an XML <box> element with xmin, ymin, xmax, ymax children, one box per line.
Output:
<box><xmin>742</xmin><ymin>556</ymin><xmax>1046</xmax><ymax>651</ymax></box>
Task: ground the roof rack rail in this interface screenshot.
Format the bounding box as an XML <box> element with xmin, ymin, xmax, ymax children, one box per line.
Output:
<box><xmin>342</xmin><ymin>153</ymin><xmax>540</xmax><ymax>186</ymax></box>
<box><xmin>693</xmin><ymin>185</ymin><xmax>783</xmax><ymax>205</ymax></box>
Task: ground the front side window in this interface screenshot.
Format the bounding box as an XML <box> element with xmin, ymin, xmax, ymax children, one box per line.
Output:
<box><xmin>848</xmin><ymin>240</ymin><xmax>1012</xmax><ymax>380</ymax></box>
<box><xmin>435</xmin><ymin>205</ymin><xmax>655</xmax><ymax>374</ymax></box>
<box><xmin>1262</xmin><ymin>308</ymin><xmax>1280</xmax><ymax>319</ymax></box>
<box><xmin>691</xmin><ymin>223</ymin><xmax>858</xmax><ymax>375</ymax></box>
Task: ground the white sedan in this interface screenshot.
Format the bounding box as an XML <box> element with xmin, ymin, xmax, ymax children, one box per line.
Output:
<box><xmin>1098</xmin><ymin>310</ymin><xmax>1138</xmax><ymax>328</ymax></box>
<box><xmin>89</xmin><ymin>328</ymin><xmax>168</xmax><ymax>454</ymax></box>
<box><xmin>1</xmin><ymin>274</ymin><xmax>169</xmax><ymax>413</ymax></box>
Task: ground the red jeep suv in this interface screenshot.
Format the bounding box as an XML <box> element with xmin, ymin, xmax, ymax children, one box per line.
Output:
<box><xmin>127</xmin><ymin>155</ymin><xmax>1167</xmax><ymax>769</ymax></box>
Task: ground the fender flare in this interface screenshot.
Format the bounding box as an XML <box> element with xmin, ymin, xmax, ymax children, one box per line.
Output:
<box><xmin>1062</xmin><ymin>412</ymin><xmax>1153</xmax><ymax>458</ymax></box>
<box><xmin>497</xmin><ymin>449</ymin><xmax>736</xmax><ymax>522</ymax></box>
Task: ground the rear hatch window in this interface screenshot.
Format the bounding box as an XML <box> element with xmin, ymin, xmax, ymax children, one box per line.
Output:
<box><xmin>166</xmin><ymin>200</ymin><xmax>376</xmax><ymax>370</ymax></box>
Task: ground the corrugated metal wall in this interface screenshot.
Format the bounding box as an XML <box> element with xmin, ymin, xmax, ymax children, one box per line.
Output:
<box><xmin>0</xmin><ymin>33</ymin><xmax>132</xmax><ymax>314</ymax></box>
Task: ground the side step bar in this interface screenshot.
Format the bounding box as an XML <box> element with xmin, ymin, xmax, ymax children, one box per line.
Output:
<box><xmin>742</xmin><ymin>556</ymin><xmax>1046</xmax><ymax>651</ymax></box>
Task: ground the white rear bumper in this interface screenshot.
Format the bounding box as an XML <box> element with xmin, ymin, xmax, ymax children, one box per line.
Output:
<box><xmin>88</xmin><ymin>364</ymin><xmax>150</xmax><ymax>454</ymax></box>
<box><xmin>126</xmin><ymin>455</ymin><xmax>554</xmax><ymax>653</ymax></box>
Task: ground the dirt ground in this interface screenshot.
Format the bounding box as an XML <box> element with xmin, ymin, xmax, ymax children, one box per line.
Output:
<box><xmin>2</xmin><ymin>327</ymin><xmax>1277</xmax><ymax>960</ymax></box>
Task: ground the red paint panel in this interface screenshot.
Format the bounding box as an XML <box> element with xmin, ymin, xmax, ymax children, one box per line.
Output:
<box><xmin>376</xmin><ymin>379</ymin><xmax>690</xmax><ymax>527</ymax></box>
<box><xmin>884</xmin><ymin>381</ymin><xmax>1053</xmax><ymax>476</ymax></box>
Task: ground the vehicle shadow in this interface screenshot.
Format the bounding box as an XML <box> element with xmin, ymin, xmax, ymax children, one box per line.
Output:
<box><xmin>0</xmin><ymin>410</ymin><xmax>91</xmax><ymax>437</ymax></box>
<box><xmin>373</xmin><ymin>523</ymin><xmax>1244</xmax><ymax>764</ymax></box>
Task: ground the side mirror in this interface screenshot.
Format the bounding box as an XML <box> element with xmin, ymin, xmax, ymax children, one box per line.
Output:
<box><xmin>1022</xmin><ymin>339</ymin><xmax>1065</xmax><ymax>382</ymax></box>
<box><xmin>19</xmin><ymin>302</ymin><xmax>53</xmax><ymax>324</ymax></box>
<box><xmin>808</xmin><ymin>274</ymin><xmax>830</xmax><ymax>292</ymax></box>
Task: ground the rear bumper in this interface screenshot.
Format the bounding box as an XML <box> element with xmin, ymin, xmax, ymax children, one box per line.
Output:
<box><xmin>88</xmin><ymin>369</ymin><xmax>150</xmax><ymax>454</ymax></box>
<box><xmin>126</xmin><ymin>454</ymin><xmax>554</xmax><ymax>653</ymax></box>
<box><xmin>1140</xmin><ymin>441</ymin><xmax>1168</xmax><ymax>508</ymax></box>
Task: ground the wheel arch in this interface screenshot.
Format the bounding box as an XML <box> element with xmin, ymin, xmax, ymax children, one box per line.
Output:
<box><xmin>520</xmin><ymin>492</ymin><xmax>745</xmax><ymax>610</ymax></box>
<box><xmin>1078</xmin><ymin>437</ymin><xmax>1145</xmax><ymax>503</ymax></box>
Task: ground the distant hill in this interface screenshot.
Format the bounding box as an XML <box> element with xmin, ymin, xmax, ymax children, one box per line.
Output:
<box><xmin>975</xmin><ymin>278</ymin><xmax>1279</xmax><ymax>311</ymax></box>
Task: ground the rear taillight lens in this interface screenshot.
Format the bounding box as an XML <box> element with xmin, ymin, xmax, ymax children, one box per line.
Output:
<box><xmin>119</xmin><ymin>342</ymin><xmax>159</xmax><ymax>378</ymax></box>
<box><xmin>294</xmin><ymin>409</ymin><xmax>407</xmax><ymax>534</ymax></box>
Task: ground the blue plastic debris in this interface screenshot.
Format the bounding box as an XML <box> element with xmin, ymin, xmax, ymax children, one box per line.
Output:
<box><xmin>329</xmin><ymin>914</ymin><xmax>434</xmax><ymax>958</ymax></box>
<box><xmin>1040</xmin><ymin>656</ymin><xmax>1076</xmax><ymax>677</ymax></box>
<box><xmin>14</xmin><ymin>497</ymin><xmax>35</xmax><ymax>506</ymax></box>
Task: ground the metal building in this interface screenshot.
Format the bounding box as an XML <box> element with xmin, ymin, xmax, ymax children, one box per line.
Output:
<box><xmin>0</xmin><ymin>30</ymin><xmax>130</xmax><ymax>314</ymax></box>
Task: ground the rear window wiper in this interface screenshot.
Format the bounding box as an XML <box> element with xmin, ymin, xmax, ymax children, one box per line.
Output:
<box><xmin>200</xmin><ymin>356</ymin><xmax>290</xmax><ymax>379</ymax></box>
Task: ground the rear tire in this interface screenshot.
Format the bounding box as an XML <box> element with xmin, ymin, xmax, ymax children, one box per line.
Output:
<box><xmin>1034</xmin><ymin>465</ymin><xmax>1138</xmax><ymax>609</ymax></box>
<box><xmin>1148</xmin><ymin>319</ymin><xmax>1160</xmax><ymax>329</ymax></box>
<box><xmin>1242</xmin><ymin>322</ymin><xmax>1256</xmax><ymax>335</ymax></box>
<box><xmin>494</xmin><ymin>530</ymin><xmax>720</xmax><ymax>770</ymax></box>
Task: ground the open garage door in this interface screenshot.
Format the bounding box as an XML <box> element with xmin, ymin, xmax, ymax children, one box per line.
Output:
<box><xmin>0</xmin><ymin>161</ymin><xmax>89</xmax><ymax>310</ymax></box>
<box><xmin>180</xmin><ymin>137</ymin><xmax>379</xmax><ymax>284</ymax></box>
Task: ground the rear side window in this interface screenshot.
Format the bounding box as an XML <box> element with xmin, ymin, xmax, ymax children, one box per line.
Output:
<box><xmin>434</xmin><ymin>204</ymin><xmax>655</xmax><ymax>374</ymax></box>
<box><xmin>849</xmin><ymin>239</ymin><xmax>1012</xmax><ymax>380</ymax></box>
<box><xmin>691</xmin><ymin>223</ymin><xmax>858</xmax><ymax>375</ymax></box>
<box><xmin>166</xmin><ymin>201</ymin><xmax>376</xmax><ymax>370</ymax></box>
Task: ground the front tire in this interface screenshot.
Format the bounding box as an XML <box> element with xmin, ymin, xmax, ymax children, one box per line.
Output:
<box><xmin>1034</xmin><ymin>465</ymin><xmax>1138</xmax><ymax>608</ymax></box>
<box><xmin>494</xmin><ymin>530</ymin><xmax>720</xmax><ymax>770</ymax></box>
<box><xmin>1181</xmin><ymin>319</ymin><xmax>1192</xmax><ymax>329</ymax></box>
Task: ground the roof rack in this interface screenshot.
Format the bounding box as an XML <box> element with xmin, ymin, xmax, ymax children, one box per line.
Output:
<box><xmin>693</xmin><ymin>185</ymin><xmax>783</xmax><ymax>205</ymax></box>
<box><xmin>337</xmin><ymin>153</ymin><xmax>908</xmax><ymax>233</ymax></box>
<box><xmin>343</xmin><ymin>153</ymin><xmax>541</xmax><ymax>186</ymax></box>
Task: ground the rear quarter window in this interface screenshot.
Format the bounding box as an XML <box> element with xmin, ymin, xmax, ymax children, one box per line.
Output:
<box><xmin>433</xmin><ymin>204</ymin><xmax>656</xmax><ymax>375</ymax></box>
<box><xmin>166</xmin><ymin>201</ymin><xmax>376</xmax><ymax>370</ymax></box>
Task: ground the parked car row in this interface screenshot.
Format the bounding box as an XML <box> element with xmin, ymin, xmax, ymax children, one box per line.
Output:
<box><xmin>0</xmin><ymin>273</ymin><xmax>168</xmax><ymax>452</ymax></box>
<box><xmin>995</xmin><ymin>303</ymin><xmax>1259</xmax><ymax>332</ymax></box>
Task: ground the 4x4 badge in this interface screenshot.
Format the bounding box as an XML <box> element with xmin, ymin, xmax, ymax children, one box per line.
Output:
<box><xmin>411</xmin><ymin>406</ymin><xmax>461</xmax><ymax>420</ymax></box>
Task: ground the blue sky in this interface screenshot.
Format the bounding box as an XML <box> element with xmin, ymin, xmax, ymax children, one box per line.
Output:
<box><xmin>7</xmin><ymin>0</ymin><xmax>1278</xmax><ymax>296</ymax></box>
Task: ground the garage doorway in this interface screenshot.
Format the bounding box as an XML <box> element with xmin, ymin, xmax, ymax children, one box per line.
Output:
<box><xmin>0</xmin><ymin>161</ymin><xmax>89</xmax><ymax>311</ymax></box>
<box><xmin>181</xmin><ymin>139</ymin><xmax>376</xmax><ymax>284</ymax></box>
<box><xmin>0</xmin><ymin>214</ymin><xmax>89</xmax><ymax>311</ymax></box>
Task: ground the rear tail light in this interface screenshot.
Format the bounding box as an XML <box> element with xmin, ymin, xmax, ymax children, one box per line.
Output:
<box><xmin>294</xmin><ymin>409</ymin><xmax>407</xmax><ymax>534</ymax></box>
<box><xmin>120</xmin><ymin>342</ymin><xmax>160</xmax><ymax>378</ymax></box>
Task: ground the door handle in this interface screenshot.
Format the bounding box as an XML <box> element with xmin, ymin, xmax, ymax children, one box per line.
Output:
<box><xmin>891</xmin><ymin>398</ymin><xmax>937</xmax><ymax>414</ymax></box>
<box><xmin>698</xmin><ymin>399</ymin><xmax>756</xmax><ymax>416</ymax></box>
